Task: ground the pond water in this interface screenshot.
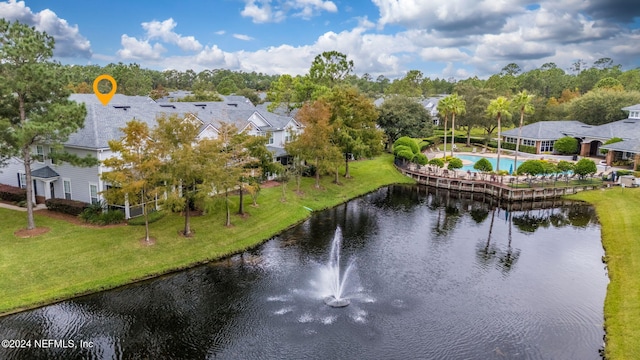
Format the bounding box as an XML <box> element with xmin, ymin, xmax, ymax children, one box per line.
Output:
<box><xmin>0</xmin><ymin>186</ymin><xmax>606</xmax><ymax>360</ymax></box>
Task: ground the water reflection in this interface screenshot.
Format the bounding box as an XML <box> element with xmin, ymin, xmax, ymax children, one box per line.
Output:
<box><xmin>0</xmin><ymin>185</ymin><xmax>605</xmax><ymax>360</ymax></box>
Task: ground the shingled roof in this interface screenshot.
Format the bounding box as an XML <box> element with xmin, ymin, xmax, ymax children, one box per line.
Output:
<box><xmin>501</xmin><ymin>120</ymin><xmax>590</xmax><ymax>140</ymax></box>
<box><xmin>65</xmin><ymin>94</ymin><xmax>297</xmax><ymax>149</ymax></box>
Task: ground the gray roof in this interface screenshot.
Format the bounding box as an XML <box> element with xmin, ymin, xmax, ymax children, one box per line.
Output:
<box><xmin>31</xmin><ymin>166</ymin><xmax>60</xmax><ymax>179</ymax></box>
<box><xmin>600</xmin><ymin>139</ymin><xmax>640</xmax><ymax>153</ymax></box>
<box><xmin>622</xmin><ymin>104</ymin><xmax>640</xmax><ymax>112</ymax></box>
<box><xmin>566</xmin><ymin>118</ymin><xmax>640</xmax><ymax>140</ymax></box>
<box><xmin>267</xmin><ymin>146</ymin><xmax>288</xmax><ymax>158</ymax></box>
<box><xmin>66</xmin><ymin>94</ymin><xmax>298</xmax><ymax>149</ymax></box>
<box><xmin>501</xmin><ymin>120</ymin><xmax>589</xmax><ymax>140</ymax></box>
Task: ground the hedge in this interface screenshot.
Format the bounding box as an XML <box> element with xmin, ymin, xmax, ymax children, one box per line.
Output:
<box><xmin>45</xmin><ymin>198</ymin><xmax>90</xmax><ymax>216</ymax></box>
<box><xmin>0</xmin><ymin>184</ymin><xmax>27</xmax><ymax>202</ymax></box>
<box><xmin>487</xmin><ymin>141</ymin><xmax>537</xmax><ymax>154</ymax></box>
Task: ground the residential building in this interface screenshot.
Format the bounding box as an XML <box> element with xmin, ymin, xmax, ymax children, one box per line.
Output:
<box><xmin>501</xmin><ymin>103</ymin><xmax>640</xmax><ymax>168</ymax></box>
<box><xmin>0</xmin><ymin>94</ymin><xmax>302</xmax><ymax>217</ymax></box>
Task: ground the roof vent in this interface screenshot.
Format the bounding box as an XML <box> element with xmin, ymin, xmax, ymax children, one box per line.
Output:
<box><xmin>160</xmin><ymin>104</ymin><xmax>176</xmax><ymax>109</ymax></box>
<box><xmin>113</xmin><ymin>105</ymin><xmax>130</xmax><ymax>110</ymax></box>
<box><xmin>623</xmin><ymin>121</ymin><xmax>634</xmax><ymax>124</ymax></box>
<box><xmin>227</xmin><ymin>103</ymin><xmax>238</xmax><ymax>107</ymax></box>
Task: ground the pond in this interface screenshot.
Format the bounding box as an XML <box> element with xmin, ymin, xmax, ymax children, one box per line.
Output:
<box><xmin>0</xmin><ymin>185</ymin><xmax>606</xmax><ymax>360</ymax></box>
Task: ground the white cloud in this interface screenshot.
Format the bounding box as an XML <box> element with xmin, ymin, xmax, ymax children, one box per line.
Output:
<box><xmin>215</xmin><ymin>30</ymin><xmax>226</xmax><ymax>35</ymax></box>
<box><xmin>241</xmin><ymin>0</ymin><xmax>285</xmax><ymax>23</ymax></box>
<box><xmin>0</xmin><ymin>0</ymin><xmax>91</xmax><ymax>58</ymax></box>
<box><xmin>241</xmin><ymin>0</ymin><xmax>337</xmax><ymax>23</ymax></box>
<box><xmin>117</xmin><ymin>35</ymin><xmax>166</xmax><ymax>60</ymax></box>
<box><xmin>233</xmin><ymin>34</ymin><xmax>254</xmax><ymax>41</ymax></box>
<box><xmin>141</xmin><ymin>18</ymin><xmax>203</xmax><ymax>51</ymax></box>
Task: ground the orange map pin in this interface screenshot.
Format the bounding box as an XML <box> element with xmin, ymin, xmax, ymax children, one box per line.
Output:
<box><xmin>93</xmin><ymin>74</ymin><xmax>117</xmax><ymax>106</ymax></box>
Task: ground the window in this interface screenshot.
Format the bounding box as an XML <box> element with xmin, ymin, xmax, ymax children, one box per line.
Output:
<box><xmin>63</xmin><ymin>179</ymin><xmax>72</xmax><ymax>200</ymax></box>
<box><xmin>268</xmin><ymin>135</ymin><xmax>274</xmax><ymax>144</ymax></box>
<box><xmin>540</xmin><ymin>140</ymin><xmax>554</xmax><ymax>152</ymax></box>
<box><xmin>89</xmin><ymin>183</ymin><xmax>98</xmax><ymax>205</ymax></box>
<box><xmin>522</xmin><ymin>139</ymin><xmax>535</xmax><ymax>147</ymax></box>
<box><xmin>35</xmin><ymin>145</ymin><xmax>45</xmax><ymax>162</ymax></box>
<box><xmin>630</xmin><ymin>111</ymin><xmax>639</xmax><ymax>119</ymax></box>
<box><xmin>17</xmin><ymin>173</ymin><xmax>26</xmax><ymax>189</ymax></box>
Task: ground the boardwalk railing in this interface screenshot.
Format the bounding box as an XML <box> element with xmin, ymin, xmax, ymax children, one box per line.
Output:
<box><xmin>396</xmin><ymin>162</ymin><xmax>602</xmax><ymax>203</ymax></box>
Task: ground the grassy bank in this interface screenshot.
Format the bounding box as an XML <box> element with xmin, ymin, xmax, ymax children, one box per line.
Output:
<box><xmin>569</xmin><ymin>187</ymin><xmax>640</xmax><ymax>360</ymax></box>
<box><xmin>0</xmin><ymin>154</ymin><xmax>414</xmax><ymax>316</ymax></box>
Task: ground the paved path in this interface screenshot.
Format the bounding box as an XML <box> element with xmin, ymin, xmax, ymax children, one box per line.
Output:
<box><xmin>0</xmin><ymin>202</ymin><xmax>47</xmax><ymax>212</ymax></box>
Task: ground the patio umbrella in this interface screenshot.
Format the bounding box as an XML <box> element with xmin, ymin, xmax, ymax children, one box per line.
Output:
<box><xmin>509</xmin><ymin>163</ymin><xmax>513</xmax><ymax>175</ymax></box>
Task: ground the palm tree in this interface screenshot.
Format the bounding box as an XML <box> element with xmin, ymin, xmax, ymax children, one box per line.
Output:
<box><xmin>486</xmin><ymin>96</ymin><xmax>512</xmax><ymax>173</ymax></box>
<box><xmin>437</xmin><ymin>96</ymin><xmax>452</xmax><ymax>158</ymax></box>
<box><xmin>446</xmin><ymin>94</ymin><xmax>467</xmax><ymax>157</ymax></box>
<box><xmin>511</xmin><ymin>91</ymin><xmax>534</xmax><ymax>174</ymax></box>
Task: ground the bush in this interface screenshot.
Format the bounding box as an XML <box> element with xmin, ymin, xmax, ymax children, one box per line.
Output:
<box><xmin>393</xmin><ymin>136</ymin><xmax>419</xmax><ymax>154</ymax></box>
<box><xmin>45</xmin><ymin>198</ymin><xmax>90</xmax><ymax>216</ymax></box>
<box><xmin>0</xmin><ymin>184</ymin><xmax>27</xmax><ymax>202</ymax></box>
<box><xmin>473</xmin><ymin>158</ymin><xmax>493</xmax><ymax>172</ymax></box>
<box><xmin>419</xmin><ymin>140</ymin><xmax>432</xmax><ymax>152</ymax></box>
<box><xmin>574</xmin><ymin>158</ymin><xmax>597</xmax><ymax>179</ymax></box>
<box><xmin>414</xmin><ymin>153</ymin><xmax>428</xmax><ymax>165</ymax></box>
<box><xmin>302</xmin><ymin>164</ymin><xmax>316</xmax><ymax>177</ymax></box>
<box><xmin>393</xmin><ymin>144</ymin><xmax>412</xmax><ymax>156</ymax></box>
<box><xmin>79</xmin><ymin>201</ymin><xmax>125</xmax><ymax>225</ymax></box>
<box><xmin>616</xmin><ymin>169</ymin><xmax>633</xmax><ymax>176</ymax></box>
<box><xmin>128</xmin><ymin>210</ymin><xmax>166</xmax><ymax>225</ymax></box>
<box><xmin>428</xmin><ymin>158</ymin><xmax>444</xmax><ymax>168</ymax></box>
<box><xmin>396</xmin><ymin>149</ymin><xmax>415</xmax><ymax>161</ymax></box>
<box><xmin>487</xmin><ymin>141</ymin><xmax>537</xmax><ymax>154</ymax></box>
<box><xmin>553</xmin><ymin>136</ymin><xmax>579</xmax><ymax>155</ymax></box>
<box><xmin>447</xmin><ymin>157</ymin><xmax>463</xmax><ymax>170</ymax></box>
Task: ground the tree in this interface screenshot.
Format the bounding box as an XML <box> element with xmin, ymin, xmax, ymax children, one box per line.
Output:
<box><xmin>102</xmin><ymin>121</ymin><xmax>161</xmax><ymax>243</ymax></box>
<box><xmin>292</xmin><ymin>100</ymin><xmax>341</xmax><ymax>188</ymax></box>
<box><xmin>447</xmin><ymin>157</ymin><xmax>463</xmax><ymax>171</ymax></box>
<box><xmin>385</xmin><ymin>70</ymin><xmax>423</xmax><ymax>97</ymax></box>
<box><xmin>267</xmin><ymin>74</ymin><xmax>297</xmax><ymax>114</ymax></box>
<box><xmin>437</xmin><ymin>96</ymin><xmax>452</xmax><ymax>157</ymax></box>
<box><xmin>511</xmin><ymin>90</ymin><xmax>534</xmax><ymax>171</ymax></box>
<box><xmin>440</xmin><ymin>94</ymin><xmax>466</xmax><ymax>157</ymax></box>
<box><xmin>325</xmin><ymin>86</ymin><xmax>383</xmax><ymax>178</ymax></box>
<box><xmin>153</xmin><ymin>114</ymin><xmax>205</xmax><ymax>237</ymax></box>
<box><xmin>428</xmin><ymin>158</ymin><xmax>444</xmax><ymax>173</ymax></box>
<box><xmin>553</xmin><ymin>136</ymin><xmax>579</xmax><ymax>155</ymax></box>
<box><xmin>573</xmin><ymin>158</ymin><xmax>597</xmax><ymax>180</ymax></box>
<box><xmin>567</xmin><ymin>89</ymin><xmax>640</xmax><ymax>125</ymax></box>
<box><xmin>517</xmin><ymin>160</ymin><xmax>545</xmax><ymax>186</ymax></box>
<box><xmin>377</xmin><ymin>95</ymin><xmax>433</xmax><ymax>148</ymax></box>
<box><xmin>309</xmin><ymin>51</ymin><xmax>354</xmax><ymax>87</ymax></box>
<box><xmin>486</xmin><ymin>97</ymin><xmax>512</xmax><ymax>173</ymax></box>
<box><xmin>474</xmin><ymin>158</ymin><xmax>493</xmax><ymax>172</ymax></box>
<box><xmin>455</xmin><ymin>84</ymin><xmax>496</xmax><ymax>145</ymax></box>
<box><xmin>0</xmin><ymin>20</ymin><xmax>89</xmax><ymax>230</ymax></box>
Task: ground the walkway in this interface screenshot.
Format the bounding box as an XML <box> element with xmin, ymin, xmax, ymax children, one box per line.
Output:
<box><xmin>0</xmin><ymin>202</ymin><xmax>47</xmax><ymax>212</ymax></box>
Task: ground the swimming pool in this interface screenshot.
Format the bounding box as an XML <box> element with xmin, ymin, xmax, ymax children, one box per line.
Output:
<box><xmin>457</xmin><ymin>154</ymin><xmax>524</xmax><ymax>173</ymax></box>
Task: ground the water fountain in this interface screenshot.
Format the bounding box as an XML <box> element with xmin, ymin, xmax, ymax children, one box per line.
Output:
<box><xmin>322</xmin><ymin>227</ymin><xmax>355</xmax><ymax>308</ymax></box>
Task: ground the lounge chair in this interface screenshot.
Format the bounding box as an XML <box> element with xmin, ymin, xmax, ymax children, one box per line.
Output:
<box><xmin>480</xmin><ymin>148</ymin><xmax>487</xmax><ymax>154</ymax></box>
<box><xmin>472</xmin><ymin>147</ymin><xmax>477</xmax><ymax>153</ymax></box>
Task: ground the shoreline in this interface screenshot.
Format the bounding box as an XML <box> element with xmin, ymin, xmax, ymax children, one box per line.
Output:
<box><xmin>0</xmin><ymin>154</ymin><xmax>415</xmax><ymax>317</ymax></box>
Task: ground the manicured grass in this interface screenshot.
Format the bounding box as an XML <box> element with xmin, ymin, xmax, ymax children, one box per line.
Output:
<box><xmin>0</xmin><ymin>154</ymin><xmax>415</xmax><ymax>316</ymax></box>
<box><xmin>569</xmin><ymin>187</ymin><xmax>640</xmax><ymax>360</ymax></box>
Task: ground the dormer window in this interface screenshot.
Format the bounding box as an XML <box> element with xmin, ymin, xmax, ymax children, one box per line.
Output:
<box><xmin>630</xmin><ymin>110</ymin><xmax>639</xmax><ymax>119</ymax></box>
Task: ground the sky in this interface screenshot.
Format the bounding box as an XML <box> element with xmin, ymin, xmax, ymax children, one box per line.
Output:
<box><xmin>1</xmin><ymin>0</ymin><xmax>639</xmax><ymax>80</ymax></box>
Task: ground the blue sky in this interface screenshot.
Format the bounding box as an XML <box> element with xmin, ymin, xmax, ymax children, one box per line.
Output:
<box><xmin>1</xmin><ymin>0</ymin><xmax>639</xmax><ymax>80</ymax></box>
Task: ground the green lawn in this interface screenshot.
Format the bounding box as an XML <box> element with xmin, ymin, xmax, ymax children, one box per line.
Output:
<box><xmin>569</xmin><ymin>187</ymin><xmax>640</xmax><ymax>360</ymax></box>
<box><xmin>0</xmin><ymin>154</ymin><xmax>414</xmax><ymax>315</ymax></box>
